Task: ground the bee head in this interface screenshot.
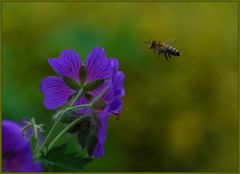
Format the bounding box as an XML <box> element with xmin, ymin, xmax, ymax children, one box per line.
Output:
<box><xmin>144</xmin><ymin>41</ymin><xmax>156</xmax><ymax>49</ymax></box>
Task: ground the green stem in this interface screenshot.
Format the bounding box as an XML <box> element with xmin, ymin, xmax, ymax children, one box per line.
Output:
<box><xmin>34</xmin><ymin>143</ymin><xmax>39</xmax><ymax>154</ymax></box>
<box><xmin>48</xmin><ymin>116</ymin><xmax>86</xmax><ymax>150</ymax></box>
<box><xmin>35</xmin><ymin>85</ymin><xmax>109</xmax><ymax>159</ymax></box>
<box><xmin>69</xmin><ymin>88</ymin><xmax>83</xmax><ymax>106</ymax></box>
<box><xmin>35</xmin><ymin>109</ymin><xmax>65</xmax><ymax>157</ymax></box>
<box><xmin>68</xmin><ymin>104</ymin><xmax>92</xmax><ymax>111</ymax></box>
<box><xmin>35</xmin><ymin>88</ymin><xmax>84</xmax><ymax>158</ymax></box>
<box><xmin>90</xmin><ymin>85</ymin><xmax>110</xmax><ymax>104</ymax></box>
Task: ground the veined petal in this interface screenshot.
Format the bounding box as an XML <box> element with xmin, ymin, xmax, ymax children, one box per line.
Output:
<box><xmin>113</xmin><ymin>71</ymin><xmax>125</xmax><ymax>97</ymax></box>
<box><xmin>85</xmin><ymin>47</ymin><xmax>112</xmax><ymax>82</ymax></box>
<box><xmin>73</xmin><ymin>96</ymin><xmax>91</xmax><ymax>115</ymax></box>
<box><xmin>48</xmin><ymin>50</ymin><xmax>81</xmax><ymax>81</ymax></box>
<box><xmin>89</xmin><ymin>79</ymin><xmax>114</xmax><ymax>102</ymax></box>
<box><xmin>40</xmin><ymin>76</ymin><xmax>75</xmax><ymax>110</ymax></box>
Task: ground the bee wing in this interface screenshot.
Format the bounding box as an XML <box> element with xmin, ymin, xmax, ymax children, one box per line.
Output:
<box><xmin>144</xmin><ymin>41</ymin><xmax>152</xmax><ymax>44</ymax></box>
<box><xmin>144</xmin><ymin>41</ymin><xmax>152</xmax><ymax>49</ymax></box>
<box><xmin>164</xmin><ymin>38</ymin><xmax>176</xmax><ymax>44</ymax></box>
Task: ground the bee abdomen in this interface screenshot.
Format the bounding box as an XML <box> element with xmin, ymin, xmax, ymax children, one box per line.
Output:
<box><xmin>167</xmin><ymin>46</ymin><xmax>180</xmax><ymax>56</ymax></box>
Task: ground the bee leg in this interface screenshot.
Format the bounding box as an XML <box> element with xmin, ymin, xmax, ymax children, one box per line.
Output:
<box><xmin>164</xmin><ymin>52</ymin><xmax>169</xmax><ymax>61</ymax></box>
<box><xmin>167</xmin><ymin>52</ymin><xmax>172</xmax><ymax>58</ymax></box>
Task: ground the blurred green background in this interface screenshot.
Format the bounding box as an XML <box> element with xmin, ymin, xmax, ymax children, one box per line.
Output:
<box><xmin>2</xmin><ymin>2</ymin><xmax>238</xmax><ymax>172</ymax></box>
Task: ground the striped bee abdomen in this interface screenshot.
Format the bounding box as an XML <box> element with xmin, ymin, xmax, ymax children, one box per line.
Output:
<box><xmin>166</xmin><ymin>45</ymin><xmax>180</xmax><ymax>56</ymax></box>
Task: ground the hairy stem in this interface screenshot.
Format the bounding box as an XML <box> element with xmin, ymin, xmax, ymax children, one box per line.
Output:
<box><xmin>34</xmin><ymin>88</ymin><xmax>84</xmax><ymax>158</ymax></box>
<box><xmin>47</xmin><ymin>116</ymin><xmax>86</xmax><ymax>150</ymax></box>
<box><xmin>35</xmin><ymin>85</ymin><xmax>109</xmax><ymax>159</ymax></box>
<box><xmin>68</xmin><ymin>104</ymin><xmax>92</xmax><ymax>111</ymax></box>
<box><xmin>69</xmin><ymin>88</ymin><xmax>83</xmax><ymax>106</ymax></box>
<box><xmin>34</xmin><ymin>109</ymin><xmax>66</xmax><ymax>158</ymax></box>
<box><xmin>90</xmin><ymin>85</ymin><xmax>110</xmax><ymax>104</ymax></box>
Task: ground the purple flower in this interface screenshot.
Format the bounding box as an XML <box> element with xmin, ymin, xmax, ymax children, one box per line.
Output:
<box><xmin>40</xmin><ymin>47</ymin><xmax>125</xmax><ymax>159</ymax></box>
<box><xmin>2</xmin><ymin>120</ymin><xmax>42</xmax><ymax>172</ymax></box>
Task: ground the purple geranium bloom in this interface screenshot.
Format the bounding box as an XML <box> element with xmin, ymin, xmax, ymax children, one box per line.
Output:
<box><xmin>40</xmin><ymin>47</ymin><xmax>125</xmax><ymax>159</ymax></box>
<box><xmin>2</xmin><ymin>120</ymin><xmax>42</xmax><ymax>172</ymax></box>
<box><xmin>92</xmin><ymin>58</ymin><xmax>125</xmax><ymax>159</ymax></box>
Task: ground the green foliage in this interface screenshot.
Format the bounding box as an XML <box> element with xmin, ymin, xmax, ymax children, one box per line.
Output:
<box><xmin>86</xmin><ymin>130</ymin><xmax>98</xmax><ymax>157</ymax></box>
<box><xmin>61</xmin><ymin>111</ymin><xmax>80</xmax><ymax>124</ymax></box>
<box><xmin>63</xmin><ymin>76</ymin><xmax>80</xmax><ymax>90</ymax></box>
<box><xmin>61</xmin><ymin>111</ymin><xmax>91</xmax><ymax>134</ymax></box>
<box><xmin>83</xmin><ymin>79</ymin><xmax>105</xmax><ymax>92</ymax></box>
<box><xmin>79</xmin><ymin>65</ymin><xmax>87</xmax><ymax>84</ymax></box>
<box><xmin>60</xmin><ymin>111</ymin><xmax>98</xmax><ymax>155</ymax></box>
<box><xmin>77</xmin><ymin>125</ymin><xmax>91</xmax><ymax>149</ymax></box>
<box><xmin>40</xmin><ymin>143</ymin><xmax>93</xmax><ymax>171</ymax></box>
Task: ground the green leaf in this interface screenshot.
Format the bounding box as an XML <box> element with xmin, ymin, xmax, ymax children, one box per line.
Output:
<box><xmin>86</xmin><ymin>130</ymin><xmax>98</xmax><ymax>157</ymax></box>
<box><xmin>63</xmin><ymin>76</ymin><xmax>80</xmax><ymax>90</ymax></box>
<box><xmin>61</xmin><ymin>111</ymin><xmax>79</xmax><ymax>124</ymax></box>
<box><xmin>69</xmin><ymin>117</ymin><xmax>90</xmax><ymax>134</ymax></box>
<box><xmin>45</xmin><ymin>143</ymin><xmax>68</xmax><ymax>160</ymax></box>
<box><xmin>61</xmin><ymin>113</ymin><xmax>91</xmax><ymax>134</ymax></box>
<box><xmin>61</xmin><ymin>111</ymin><xmax>88</xmax><ymax>123</ymax></box>
<box><xmin>40</xmin><ymin>143</ymin><xmax>93</xmax><ymax>171</ymax></box>
<box><xmin>83</xmin><ymin>79</ymin><xmax>104</xmax><ymax>92</ymax></box>
<box><xmin>78</xmin><ymin>127</ymin><xmax>91</xmax><ymax>149</ymax></box>
<box><xmin>69</xmin><ymin>116</ymin><xmax>91</xmax><ymax>133</ymax></box>
<box><xmin>79</xmin><ymin>65</ymin><xmax>87</xmax><ymax>84</ymax></box>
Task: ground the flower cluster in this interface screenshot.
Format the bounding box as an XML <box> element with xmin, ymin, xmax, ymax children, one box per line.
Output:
<box><xmin>40</xmin><ymin>47</ymin><xmax>125</xmax><ymax>158</ymax></box>
<box><xmin>2</xmin><ymin>120</ymin><xmax>42</xmax><ymax>172</ymax></box>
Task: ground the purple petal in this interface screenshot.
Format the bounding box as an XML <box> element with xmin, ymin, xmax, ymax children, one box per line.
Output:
<box><xmin>92</xmin><ymin>110</ymin><xmax>109</xmax><ymax>159</ymax></box>
<box><xmin>113</xmin><ymin>71</ymin><xmax>125</xmax><ymax>97</ymax></box>
<box><xmin>2</xmin><ymin>120</ymin><xmax>42</xmax><ymax>172</ymax></box>
<box><xmin>89</xmin><ymin>79</ymin><xmax>114</xmax><ymax>102</ymax></box>
<box><xmin>40</xmin><ymin>76</ymin><xmax>75</xmax><ymax>110</ymax></box>
<box><xmin>2</xmin><ymin>120</ymin><xmax>27</xmax><ymax>154</ymax></box>
<box><xmin>92</xmin><ymin>141</ymin><xmax>104</xmax><ymax>159</ymax></box>
<box><xmin>3</xmin><ymin>145</ymin><xmax>42</xmax><ymax>172</ymax></box>
<box><xmin>48</xmin><ymin>49</ymin><xmax>81</xmax><ymax>81</ymax></box>
<box><xmin>74</xmin><ymin>96</ymin><xmax>91</xmax><ymax>115</ymax></box>
<box><xmin>110</xmin><ymin>98</ymin><xmax>122</xmax><ymax>115</ymax></box>
<box><xmin>109</xmin><ymin>58</ymin><xmax>119</xmax><ymax>74</ymax></box>
<box><xmin>85</xmin><ymin>47</ymin><xmax>112</xmax><ymax>82</ymax></box>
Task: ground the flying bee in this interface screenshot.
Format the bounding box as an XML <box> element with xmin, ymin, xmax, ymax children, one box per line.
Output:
<box><xmin>145</xmin><ymin>40</ymin><xmax>180</xmax><ymax>61</ymax></box>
